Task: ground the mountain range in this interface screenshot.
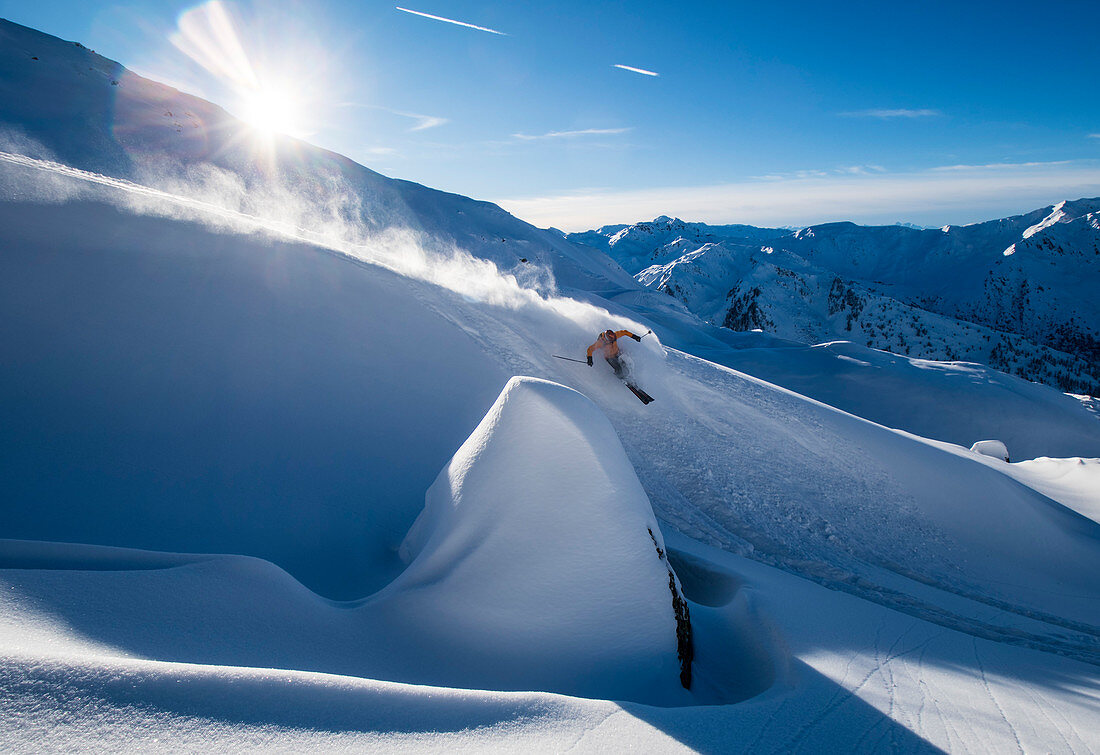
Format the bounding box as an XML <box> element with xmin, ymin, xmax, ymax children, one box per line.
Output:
<box><xmin>569</xmin><ymin>205</ymin><xmax>1100</xmax><ymax>395</ymax></box>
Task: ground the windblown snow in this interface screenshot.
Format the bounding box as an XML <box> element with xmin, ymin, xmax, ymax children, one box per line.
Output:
<box><xmin>1</xmin><ymin>17</ymin><xmax>1099</xmax><ymax>753</ymax></box>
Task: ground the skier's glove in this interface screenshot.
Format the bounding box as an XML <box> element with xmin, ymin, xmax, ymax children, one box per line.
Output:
<box><xmin>631</xmin><ymin>334</ymin><xmax>642</xmax><ymax>342</ymax></box>
<box><xmin>587</xmin><ymin>355</ymin><xmax>593</xmax><ymax>366</ymax></box>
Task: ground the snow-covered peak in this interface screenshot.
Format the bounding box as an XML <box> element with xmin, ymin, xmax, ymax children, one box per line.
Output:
<box><xmin>1020</xmin><ymin>197</ymin><xmax>1100</xmax><ymax>240</ymax></box>
<box><xmin>1022</xmin><ymin>200</ymin><xmax>1069</xmax><ymax>239</ymax></box>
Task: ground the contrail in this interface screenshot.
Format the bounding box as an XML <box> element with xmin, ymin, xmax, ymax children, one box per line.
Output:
<box><xmin>613</xmin><ymin>64</ymin><xmax>659</xmax><ymax>77</ymax></box>
<box><xmin>396</xmin><ymin>7</ymin><xmax>506</xmax><ymax>35</ymax></box>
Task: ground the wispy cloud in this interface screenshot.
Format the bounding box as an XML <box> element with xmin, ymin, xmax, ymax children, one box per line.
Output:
<box><xmin>337</xmin><ymin>102</ymin><xmax>448</xmax><ymax>132</ymax></box>
<box><xmin>395</xmin><ymin>6</ymin><xmax>506</xmax><ymax>35</ymax></box>
<box><xmin>932</xmin><ymin>160</ymin><xmax>1072</xmax><ymax>172</ymax></box>
<box><xmin>403</xmin><ymin>113</ymin><xmax>448</xmax><ymax>131</ymax></box>
<box><xmin>512</xmin><ymin>127</ymin><xmax>632</xmax><ymax>141</ymax></box>
<box><xmin>495</xmin><ymin>160</ymin><xmax>1100</xmax><ymax>231</ymax></box>
<box><xmin>840</xmin><ymin>108</ymin><xmax>942</xmax><ymax>118</ymax></box>
<box><xmin>837</xmin><ymin>164</ymin><xmax>887</xmax><ymax>175</ymax></box>
<box><xmin>752</xmin><ymin>169</ymin><xmax>827</xmax><ymax>181</ymax></box>
<box><xmin>613</xmin><ymin>64</ymin><xmax>659</xmax><ymax>77</ymax></box>
<box><xmin>753</xmin><ymin>165</ymin><xmax>887</xmax><ymax>180</ymax></box>
<box><xmin>1089</xmin><ymin>133</ymin><xmax>1100</xmax><ymax>139</ymax></box>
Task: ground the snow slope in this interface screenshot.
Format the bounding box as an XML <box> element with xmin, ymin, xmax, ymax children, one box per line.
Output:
<box><xmin>0</xmin><ymin>193</ymin><xmax>508</xmax><ymax>600</ymax></box>
<box><xmin>712</xmin><ymin>340</ymin><xmax>1100</xmax><ymax>460</ymax></box>
<box><xmin>3</xmin><ymin>158</ymin><xmax>1099</xmax><ymax>749</ymax></box>
<box><xmin>1</xmin><ymin>17</ymin><xmax>1100</xmax><ymax>753</ymax></box>
<box><xmin>3</xmin><ymin>535</ymin><xmax>1097</xmax><ymax>751</ymax></box>
<box><xmin>1004</xmin><ymin>456</ymin><xmax>1100</xmax><ymax>524</ymax></box>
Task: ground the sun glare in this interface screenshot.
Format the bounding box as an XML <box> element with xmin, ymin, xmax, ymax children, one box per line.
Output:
<box><xmin>171</xmin><ymin>2</ymin><xmax>320</xmax><ymax>145</ymax></box>
<box><xmin>240</xmin><ymin>87</ymin><xmax>299</xmax><ymax>135</ymax></box>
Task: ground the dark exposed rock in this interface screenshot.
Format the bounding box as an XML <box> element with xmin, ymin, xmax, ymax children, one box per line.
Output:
<box><xmin>649</xmin><ymin>527</ymin><xmax>693</xmax><ymax>689</ymax></box>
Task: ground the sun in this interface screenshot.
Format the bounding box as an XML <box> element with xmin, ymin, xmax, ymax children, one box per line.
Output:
<box><xmin>239</xmin><ymin>86</ymin><xmax>300</xmax><ymax>136</ymax></box>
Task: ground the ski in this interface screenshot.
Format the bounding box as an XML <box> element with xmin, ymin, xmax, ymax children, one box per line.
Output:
<box><xmin>626</xmin><ymin>383</ymin><xmax>654</xmax><ymax>404</ymax></box>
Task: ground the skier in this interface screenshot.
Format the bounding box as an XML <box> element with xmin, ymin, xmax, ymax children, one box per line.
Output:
<box><xmin>586</xmin><ymin>329</ymin><xmax>654</xmax><ymax>404</ymax></box>
<box><xmin>586</xmin><ymin>329</ymin><xmax>642</xmax><ymax>377</ymax></box>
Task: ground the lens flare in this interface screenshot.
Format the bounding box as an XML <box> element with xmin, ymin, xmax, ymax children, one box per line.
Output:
<box><xmin>171</xmin><ymin>1</ymin><xmax>311</xmax><ymax>145</ymax></box>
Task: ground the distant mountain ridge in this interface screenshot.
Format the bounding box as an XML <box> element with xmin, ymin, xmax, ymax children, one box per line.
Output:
<box><xmin>569</xmin><ymin>203</ymin><xmax>1100</xmax><ymax>395</ymax></box>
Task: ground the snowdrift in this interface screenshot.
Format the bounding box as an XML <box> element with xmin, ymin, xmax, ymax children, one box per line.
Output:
<box><xmin>375</xmin><ymin>376</ymin><xmax>695</xmax><ymax>702</ymax></box>
<box><xmin>971</xmin><ymin>439</ymin><xmax>1010</xmax><ymax>462</ymax></box>
<box><xmin>0</xmin><ymin>378</ymin><xmax>769</xmax><ymax>708</ymax></box>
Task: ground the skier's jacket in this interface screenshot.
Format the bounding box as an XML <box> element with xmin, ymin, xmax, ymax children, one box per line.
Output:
<box><xmin>587</xmin><ymin>330</ymin><xmax>638</xmax><ymax>359</ymax></box>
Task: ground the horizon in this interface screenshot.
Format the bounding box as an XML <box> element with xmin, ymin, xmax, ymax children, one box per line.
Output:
<box><xmin>2</xmin><ymin>0</ymin><xmax>1099</xmax><ymax>231</ymax></box>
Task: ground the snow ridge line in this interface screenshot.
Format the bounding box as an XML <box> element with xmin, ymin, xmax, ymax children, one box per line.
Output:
<box><xmin>0</xmin><ymin>150</ymin><xmax>270</xmax><ymax>225</ymax></box>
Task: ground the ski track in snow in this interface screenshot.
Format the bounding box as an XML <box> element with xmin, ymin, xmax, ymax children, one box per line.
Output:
<box><xmin>614</xmin><ymin>354</ymin><xmax>1100</xmax><ymax>666</ymax></box>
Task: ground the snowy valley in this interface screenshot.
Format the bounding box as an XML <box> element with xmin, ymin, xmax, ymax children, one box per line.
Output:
<box><xmin>1</xmin><ymin>18</ymin><xmax>1099</xmax><ymax>753</ymax></box>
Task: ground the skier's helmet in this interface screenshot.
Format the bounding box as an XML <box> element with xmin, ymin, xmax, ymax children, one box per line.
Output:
<box><xmin>605</xmin><ymin>329</ymin><xmax>616</xmax><ymax>340</ymax></box>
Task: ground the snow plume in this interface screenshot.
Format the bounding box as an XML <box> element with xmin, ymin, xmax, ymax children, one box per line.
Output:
<box><xmin>0</xmin><ymin>130</ymin><xmax>59</xmax><ymax>164</ymax></box>
<box><xmin>0</xmin><ymin>141</ymin><xmax>646</xmax><ymax>344</ymax></box>
<box><xmin>0</xmin><ymin>134</ymin><xmax>87</xmax><ymax>203</ymax></box>
<box><xmin>131</xmin><ymin>166</ymin><xmax>577</xmax><ymax>313</ymax></box>
<box><xmin>0</xmin><ymin>147</ymin><xmax>359</xmax><ymax>244</ymax></box>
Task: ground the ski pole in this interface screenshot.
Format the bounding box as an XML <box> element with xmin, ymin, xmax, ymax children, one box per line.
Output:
<box><xmin>640</xmin><ymin>330</ymin><xmax>653</xmax><ymax>339</ymax></box>
<box><xmin>552</xmin><ymin>354</ymin><xmax>588</xmax><ymax>364</ymax></box>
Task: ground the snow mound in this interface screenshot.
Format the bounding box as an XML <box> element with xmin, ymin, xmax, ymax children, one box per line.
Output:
<box><xmin>1008</xmin><ymin>456</ymin><xmax>1100</xmax><ymax>524</ymax></box>
<box><xmin>385</xmin><ymin>376</ymin><xmax>694</xmax><ymax>704</ymax></box>
<box><xmin>971</xmin><ymin>439</ymin><xmax>1010</xmax><ymax>462</ymax></box>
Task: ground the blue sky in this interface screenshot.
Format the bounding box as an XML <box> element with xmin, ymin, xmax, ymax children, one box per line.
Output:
<box><xmin>3</xmin><ymin>0</ymin><xmax>1100</xmax><ymax>229</ymax></box>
